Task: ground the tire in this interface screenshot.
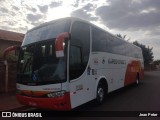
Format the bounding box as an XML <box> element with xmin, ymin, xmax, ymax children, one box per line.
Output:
<box><xmin>96</xmin><ymin>82</ymin><xmax>105</xmax><ymax>104</ymax></box>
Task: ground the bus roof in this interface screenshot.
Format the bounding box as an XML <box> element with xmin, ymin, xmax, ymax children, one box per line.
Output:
<box><xmin>27</xmin><ymin>17</ymin><xmax>142</xmax><ymax>51</ymax></box>
<box><xmin>27</xmin><ymin>17</ymin><xmax>82</xmax><ymax>33</ymax></box>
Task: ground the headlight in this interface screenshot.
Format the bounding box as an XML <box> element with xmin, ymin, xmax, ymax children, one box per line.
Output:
<box><xmin>47</xmin><ymin>91</ymin><xmax>66</xmax><ymax>98</ymax></box>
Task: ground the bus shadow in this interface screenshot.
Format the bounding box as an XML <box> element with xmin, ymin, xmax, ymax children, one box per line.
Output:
<box><xmin>73</xmin><ymin>82</ymin><xmax>143</xmax><ymax>111</ymax></box>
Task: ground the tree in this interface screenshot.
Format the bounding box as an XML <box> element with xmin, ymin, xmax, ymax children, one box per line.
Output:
<box><xmin>116</xmin><ymin>34</ymin><xmax>130</xmax><ymax>41</ymax></box>
<box><xmin>153</xmin><ymin>60</ymin><xmax>160</xmax><ymax>65</ymax></box>
<box><xmin>133</xmin><ymin>41</ymin><xmax>154</xmax><ymax>65</ymax></box>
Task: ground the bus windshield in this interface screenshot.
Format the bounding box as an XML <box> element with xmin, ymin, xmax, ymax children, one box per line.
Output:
<box><xmin>17</xmin><ymin>40</ymin><xmax>67</xmax><ymax>85</ymax></box>
<box><xmin>22</xmin><ymin>18</ymin><xmax>71</xmax><ymax>46</ymax></box>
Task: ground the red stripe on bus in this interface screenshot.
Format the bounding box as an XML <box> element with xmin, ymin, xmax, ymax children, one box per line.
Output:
<box><xmin>16</xmin><ymin>92</ymin><xmax>71</xmax><ymax>111</ymax></box>
<box><xmin>124</xmin><ymin>60</ymin><xmax>144</xmax><ymax>86</ymax></box>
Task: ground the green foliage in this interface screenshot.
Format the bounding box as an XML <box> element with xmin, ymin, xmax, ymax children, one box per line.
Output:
<box><xmin>133</xmin><ymin>41</ymin><xmax>154</xmax><ymax>65</ymax></box>
<box><xmin>116</xmin><ymin>34</ymin><xmax>130</xmax><ymax>41</ymax></box>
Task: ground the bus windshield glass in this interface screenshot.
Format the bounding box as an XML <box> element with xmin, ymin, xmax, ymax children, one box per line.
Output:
<box><xmin>17</xmin><ymin>40</ymin><xmax>67</xmax><ymax>85</ymax></box>
<box><xmin>22</xmin><ymin>18</ymin><xmax>71</xmax><ymax>46</ymax></box>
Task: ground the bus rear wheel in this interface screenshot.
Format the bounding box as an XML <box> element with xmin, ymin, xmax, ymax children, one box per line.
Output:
<box><xmin>96</xmin><ymin>83</ymin><xmax>105</xmax><ymax>104</ymax></box>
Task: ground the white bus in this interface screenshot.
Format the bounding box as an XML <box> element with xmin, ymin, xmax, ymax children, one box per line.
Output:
<box><xmin>16</xmin><ymin>17</ymin><xmax>144</xmax><ymax>110</ymax></box>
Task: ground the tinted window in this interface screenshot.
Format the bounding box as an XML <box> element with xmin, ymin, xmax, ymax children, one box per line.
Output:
<box><xmin>92</xmin><ymin>26</ymin><xmax>142</xmax><ymax>58</ymax></box>
<box><xmin>69</xmin><ymin>45</ymin><xmax>83</xmax><ymax>79</ymax></box>
<box><xmin>92</xmin><ymin>27</ymin><xmax>108</xmax><ymax>52</ymax></box>
<box><xmin>69</xmin><ymin>21</ymin><xmax>90</xmax><ymax>80</ymax></box>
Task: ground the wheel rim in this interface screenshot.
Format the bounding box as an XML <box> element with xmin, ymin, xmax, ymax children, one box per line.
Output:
<box><xmin>97</xmin><ymin>87</ymin><xmax>104</xmax><ymax>102</ymax></box>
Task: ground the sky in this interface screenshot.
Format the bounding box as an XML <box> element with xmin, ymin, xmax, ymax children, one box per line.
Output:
<box><xmin>0</xmin><ymin>0</ymin><xmax>160</xmax><ymax>60</ymax></box>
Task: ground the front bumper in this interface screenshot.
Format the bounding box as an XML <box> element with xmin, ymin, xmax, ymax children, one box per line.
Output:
<box><xmin>16</xmin><ymin>92</ymin><xmax>71</xmax><ymax>111</ymax></box>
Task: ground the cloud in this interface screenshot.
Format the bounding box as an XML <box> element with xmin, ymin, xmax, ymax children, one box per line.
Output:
<box><xmin>12</xmin><ymin>6</ymin><xmax>19</xmax><ymax>11</ymax></box>
<box><xmin>0</xmin><ymin>0</ymin><xmax>5</xmax><ymax>3</ymax></box>
<box><xmin>30</xmin><ymin>8</ymin><xmax>37</xmax><ymax>13</ymax></box>
<box><xmin>26</xmin><ymin>13</ymin><xmax>45</xmax><ymax>27</ymax></box>
<box><xmin>72</xmin><ymin>0</ymin><xmax>80</xmax><ymax>7</ymax></box>
<box><xmin>71</xmin><ymin>9</ymin><xmax>91</xmax><ymax>19</ymax></box>
<box><xmin>25</xmin><ymin>6</ymin><xmax>37</xmax><ymax>13</ymax></box>
<box><xmin>70</xmin><ymin>2</ymin><xmax>99</xmax><ymax>21</ymax></box>
<box><xmin>0</xmin><ymin>7</ymin><xmax>9</xmax><ymax>13</ymax></box>
<box><xmin>38</xmin><ymin>5</ymin><xmax>48</xmax><ymax>13</ymax></box>
<box><xmin>140</xmin><ymin>38</ymin><xmax>160</xmax><ymax>46</ymax></box>
<box><xmin>96</xmin><ymin>0</ymin><xmax>160</xmax><ymax>30</ymax></box>
<box><xmin>137</xmin><ymin>0</ymin><xmax>160</xmax><ymax>10</ymax></box>
<box><xmin>71</xmin><ymin>8</ymin><xmax>98</xmax><ymax>21</ymax></box>
<box><xmin>27</xmin><ymin>13</ymin><xmax>43</xmax><ymax>22</ymax></box>
<box><xmin>82</xmin><ymin>3</ymin><xmax>96</xmax><ymax>11</ymax></box>
<box><xmin>49</xmin><ymin>1</ymin><xmax>62</xmax><ymax>8</ymax></box>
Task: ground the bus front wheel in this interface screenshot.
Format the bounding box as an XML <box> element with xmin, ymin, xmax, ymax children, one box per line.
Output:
<box><xmin>96</xmin><ymin>82</ymin><xmax>105</xmax><ymax>104</ymax></box>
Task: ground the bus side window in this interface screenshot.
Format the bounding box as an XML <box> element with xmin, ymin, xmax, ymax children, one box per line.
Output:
<box><xmin>69</xmin><ymin>45</ymin><xmax>83</xmax><ymax>80</ymax></box>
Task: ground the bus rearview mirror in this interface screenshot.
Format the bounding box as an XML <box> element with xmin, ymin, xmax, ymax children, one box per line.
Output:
<box><xmin>55</xmin><ymin>32</ymin><xmax>70</xmax><ymax>58</ymax></box>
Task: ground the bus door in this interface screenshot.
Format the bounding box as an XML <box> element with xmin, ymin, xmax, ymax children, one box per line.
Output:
<box><xmin>68</xmin><ymin>21</ymin><xmax>91</xmax><ymax>108</ymax></box>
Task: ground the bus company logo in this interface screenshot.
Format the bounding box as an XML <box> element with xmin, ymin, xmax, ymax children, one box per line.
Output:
<box><xmin>2</xmin><ymin>112</ymin><xmax>11</xmax><ymax>117</ymax></box>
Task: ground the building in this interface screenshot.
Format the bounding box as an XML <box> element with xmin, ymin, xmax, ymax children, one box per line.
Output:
<box><xmin>0</xmin><ymin>29</ymin><xmax>24</xmax><ymax>60</ymax></box>
<box><xmin>0</xmin><ymin>29</ymin><xmax>24</xmax><ymax>93</ymax></box>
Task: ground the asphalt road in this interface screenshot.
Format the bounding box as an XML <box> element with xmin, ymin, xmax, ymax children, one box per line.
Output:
<box><xmin>1</xmin><ymin>70</ymin><xmax>160</xmax><ymax>119</ymax></box>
